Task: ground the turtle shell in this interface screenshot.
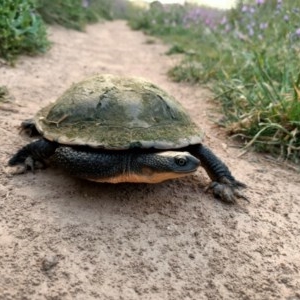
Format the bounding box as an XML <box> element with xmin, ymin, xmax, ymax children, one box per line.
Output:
<box><xmin>35</xmin><ymin>74</ymin><xmax>203</xmax><ymax>149</ymax></box>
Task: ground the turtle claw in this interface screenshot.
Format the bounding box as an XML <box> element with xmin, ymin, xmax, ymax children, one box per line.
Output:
<box><xmin>205</xmin><ymin>177</ymin><xmax>248</xmax><ymax>204</ymax></box>
<box><xmin>7</xmin><ymin>164</ymin><xmax>27</xmax><ymax>175</ymax></box>
<box><xmin>8</xmin><ymin>156</ymin><xmax>45</xmax><ymax>175</ymax></box>
<box><xmin>25</xmin><ymin>157</ymin><xmax>35</xmax><ymax>172</ymax></box>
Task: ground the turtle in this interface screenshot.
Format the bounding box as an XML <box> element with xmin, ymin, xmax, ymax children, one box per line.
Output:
<box><xmin>8</xmin><ymin>74</ymin><xmax>246</xmax><ymax>203</ymax></box>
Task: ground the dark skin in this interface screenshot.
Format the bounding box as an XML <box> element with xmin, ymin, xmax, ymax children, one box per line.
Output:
<box><xmin>8</xmin><ymin>121</ymin><xmax>247</xmax><ymax>203</ymax></box>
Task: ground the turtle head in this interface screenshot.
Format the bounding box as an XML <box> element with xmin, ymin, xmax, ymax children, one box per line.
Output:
<box><xmin>133</xmin><ymin>151</ymin><xmax>200</xmax><ymax>183</ymax></box>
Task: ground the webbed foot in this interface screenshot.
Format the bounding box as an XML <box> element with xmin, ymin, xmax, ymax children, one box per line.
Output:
<box><xmin>8</xmin><ymin>157</ymin><xmax>45</xmax><ymax>174</ymax></box>
<box><xmin>8</xmin><ymin>139</ymin><xmax>57</xmax><ymax>174</ymax></box>
<box><xmin>205</xmin><ymin>176</ymin><xmax>248</xmax><ymax>204</ymax></box>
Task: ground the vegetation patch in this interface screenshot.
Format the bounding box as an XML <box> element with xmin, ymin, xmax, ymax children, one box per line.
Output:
<box><xmin>0</xmin><ymin>0</ymin><xmax>49</xmax><ymax>63</ymax></box>
<box><xmin>37</xmin><ymin>0</ymin><xmax>129</xmax><ymax>31</ymax></box>
<box><xmin>128</xmin><ymin>0</ymin><xmax>300</xmax><ymax>162</ymax></box>
<box><xmin>0</xmin><ymin>86</ymin><xmax>11</xmax><ymax>103</ymax></box>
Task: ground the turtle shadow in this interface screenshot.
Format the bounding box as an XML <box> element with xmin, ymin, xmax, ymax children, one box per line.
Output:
<box><xmin>43</xmin><ymin>167</ymin><xmax>207</xmax><ymax>216</ymax></box>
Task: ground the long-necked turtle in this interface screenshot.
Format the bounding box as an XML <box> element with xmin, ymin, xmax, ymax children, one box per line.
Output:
<box><xmin>8</xmin><ymin>74</ymin><xmax>246</xmax><ymax>203</ymax></box>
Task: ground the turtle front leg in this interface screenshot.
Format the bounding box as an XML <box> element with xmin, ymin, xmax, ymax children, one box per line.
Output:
<box><xmin>189</xmin><ymin>144</ymin><xmax>247</xmax><ymax>203</ymax></box>
<box><xmin>8</xmin><ymin>139</ymin><xmax>58</xmax><ymax>173</ymax></box>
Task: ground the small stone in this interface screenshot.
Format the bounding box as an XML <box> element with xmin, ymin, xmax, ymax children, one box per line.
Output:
<box><xmin>0</xmin><ymin>186</ymin><xmax>7</xmax><ymax>198</ymax></box>
<box><xmin>41</xmin><ymin>255</ymin><xmax>59</xmax><ymax>271</ymax></box>
<box><xmin>189</xmin><ymin>253</ymin><xmax>195</xmax><ymax>259</ymax></box>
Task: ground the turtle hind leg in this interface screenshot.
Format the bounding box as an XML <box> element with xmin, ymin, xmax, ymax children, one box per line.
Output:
<box><xmin>8</xmin><ymin>139</ymin><xmax>58</xmax><ymax>173</ymax></box>
<box><xmin>188</xmin><ymin>144</ymin><xmax>247</xmax><ymax>203</ymax></box>
<box><xmin>20</xmin><ymin>119</ymin><xmax>40</xmax><ymax>137</ymax></box>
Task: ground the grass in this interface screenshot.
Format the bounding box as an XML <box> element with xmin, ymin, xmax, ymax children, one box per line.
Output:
<box><xmin>0</xmin><ymin>86</ymin><xmax>11</xmax><ymax>103</ymax></box>
<box><xmin>37</xmin><ymin>0</ymin><xmax>130</xmax><ymax>31</ymax></box>
<box><xmin>127</xmin><ymin>0</ymin><xmax>300</xmax><ymax>162</ymax></box>
<box><xmin>0</xmin><ymin>0</ymin><xmax>49</xmax><ymax>63</ymax></box>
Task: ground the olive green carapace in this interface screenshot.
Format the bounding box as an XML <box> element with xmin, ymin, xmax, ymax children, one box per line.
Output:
<box><xmin>35</xmin><ymin>74</ymin><xmax>203</xmax><ymax>149</ymax></box>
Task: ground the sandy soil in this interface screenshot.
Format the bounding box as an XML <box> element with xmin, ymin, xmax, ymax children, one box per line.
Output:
<box><xmin>1</xmin><ymin>21</ymin><xmax>300</xmax><ymax>300</ymax></box>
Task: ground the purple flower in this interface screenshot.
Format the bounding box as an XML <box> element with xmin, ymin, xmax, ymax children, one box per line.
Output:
<box><xmin>284</xmin><ymin>15</ymin><xmax>289</xmax><ymax>22</ymax></box>
<box><xmin>241</xmin><ymin>5</ymin><xmax>248</xmax><ymax>13</ymax></box>
<box><xmin>249</xmin><ymin>7</ymin><xmax>256</xmax><ymax>14</ymax></box>
<box><xmin>220</xmin><ymin>16</ymin><xmax>227</xmax><ymax>25</ymax></box>
<box><xmin>256</xmin><ymin>0</ymin><xmax>265</xmax><ymax>4</ymax></box>
<box><xmin>248</xmin><ymin>27</ymin><xmax>254</xmax><ymax>36</ymax></box>
<box><xmin>82</xmin><ymin>0</ymin><xmax>90</xmax><ymax>8</ymax></box>
<box><xmin>296</xmin><ymin>28</ymin><xmax>300</xmax><ymax>37</ymax></box>
<box><xmin>259</xmin><ymin>23</ymin><xmax>268</xmax><ymax>30</ymax></box>
<box><xmin>224</xmin><ymin>24</ymin><xmax>231</xmax><ymax>32</ymax></box>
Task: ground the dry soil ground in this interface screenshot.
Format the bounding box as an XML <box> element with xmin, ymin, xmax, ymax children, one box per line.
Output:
<box><xmin>0</xmin><ymin>21</ymin><xmax>300</xmax><ymax>300</ymax></box>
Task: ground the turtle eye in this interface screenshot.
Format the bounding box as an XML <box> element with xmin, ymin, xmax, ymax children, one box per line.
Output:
<box><xmin>175</xmin><ymin>156</ymin><xmax>187</xmax><ymax>166</ymax></box>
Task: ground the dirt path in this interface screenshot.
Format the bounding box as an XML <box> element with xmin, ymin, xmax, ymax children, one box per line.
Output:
<box><xmin>1</xmin><ymin>21</ymin><xmax>300</xmax><ymax>300</ymax></box>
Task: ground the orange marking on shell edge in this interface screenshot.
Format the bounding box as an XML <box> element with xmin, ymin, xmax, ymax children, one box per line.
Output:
<box><xmin>86</xmin><ymin>171</ymin><xmax>196</xmax><ymax>184</ymax></box>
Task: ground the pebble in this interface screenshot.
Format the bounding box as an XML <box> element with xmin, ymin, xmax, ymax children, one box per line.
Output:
<box><xmin>41</xmin><ymin>255</ymin><xmax>59</xmax><ymax>271</ymax></box>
